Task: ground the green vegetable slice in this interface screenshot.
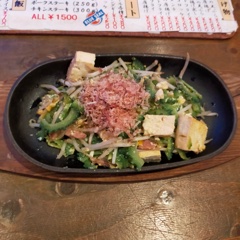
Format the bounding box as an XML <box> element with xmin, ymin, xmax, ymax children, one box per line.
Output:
<box><xmin>127</xmin><ymin>146</ymin><xmax>144</xmax><ymax>171</ymax></box>
<box><xmin>40</xmin><ymin>107</ymin><xmax>79</xmax><ymax>132</ymax></box>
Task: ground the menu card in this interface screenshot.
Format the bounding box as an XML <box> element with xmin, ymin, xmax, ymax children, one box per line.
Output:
<box><xmin>0</xmin><ymin>0</ymin><xmax>238</xmax><ymax>37</ymax></box>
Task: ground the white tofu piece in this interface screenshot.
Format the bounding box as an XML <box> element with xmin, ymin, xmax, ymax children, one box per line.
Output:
<box><xmin>156</xmin><ymin>81</ymin><xmax>169</xmax><ymax>90</ymax></box>
<box><xmin>175</xmin><ymin>114</ymin><xmax>208</xmax><ymax>153</ymax></box>
<box><xmin>138</xmin><ymin>150</ymin><xmax>161</xmax><ymax>162</ymax></box>
<box><xmin>66</xmin><ymin>51</ymin><xmax>96</xmax><ymax>82</ymax></box>
<box><xmin>143</xmin><ymin>115</ymin><xmax>176</xmax><ymax>136</ymax></box>
<box><xmin>155</xmin><ymin>89</ymin><xmax>164</xmax><ymax>101</ymax></box>
<box><xmin>75</xmin><ymin>51</ymin><xmax>96</xmax><ymax>64</ymax></box>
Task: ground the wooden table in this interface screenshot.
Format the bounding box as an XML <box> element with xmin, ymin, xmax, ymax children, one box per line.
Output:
<box><xmin>0</xmin><ymin>3</ymin><xmax>240</xmax><ymax>240</ymax></box>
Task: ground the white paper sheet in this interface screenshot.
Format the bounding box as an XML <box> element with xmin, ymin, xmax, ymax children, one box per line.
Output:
<box><xmin>0</xmin><ymin>0</ymin><xmax>238</xmax><ymax>34</ymax></box>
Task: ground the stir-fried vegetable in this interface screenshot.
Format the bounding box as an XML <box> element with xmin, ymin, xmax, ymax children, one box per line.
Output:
<box><xmin>29</xmin><ymin>52</ymin><xmax>217</xmax><ymax>171</ymax></box>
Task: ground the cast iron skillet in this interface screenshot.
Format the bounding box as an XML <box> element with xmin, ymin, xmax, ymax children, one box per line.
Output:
<box><xmin>3</xmin><ymin>54</ymin><xmax>237</xmax><ymax>174</ymax></box>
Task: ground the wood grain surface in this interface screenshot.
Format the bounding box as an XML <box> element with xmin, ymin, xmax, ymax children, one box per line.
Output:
<box><xmin>0</xmin><ymin>1</ymin><xmax>240</xmax><ymax>239</ymax></box>
<box><xmin>0</xmin><ymin>29</ymin><xmax>237</xmax><ymax>39</ymax></box>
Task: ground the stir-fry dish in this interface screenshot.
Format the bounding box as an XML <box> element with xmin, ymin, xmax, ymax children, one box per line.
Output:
<box><xmin>29</xmin><ymin>51</ymin><xmax>217</xmax><ymax>170</ymax></box>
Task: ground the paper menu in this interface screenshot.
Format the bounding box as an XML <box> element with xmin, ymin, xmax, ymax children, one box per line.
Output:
<box><xmin>0</xmin><ymin>0</ymin><xmax>238</xmax><ymax>36</ymax></box>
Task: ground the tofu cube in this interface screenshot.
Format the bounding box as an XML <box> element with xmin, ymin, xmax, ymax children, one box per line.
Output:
<box><xmin>66</xmin><ymin>51</ymin><xmax>96</xmax><ymax>82</ymax></box>
<box><xmin>75</xmin><ymin>51</ymin><xmax>96</xmax><ymax>64</ymax></box>
<box><xmin>175</xmin><ymin>114</ymin><xmax>208</xmax><ymax>153</ymax></box>
<box><xmin>156</xmin><ymin>81</ymin><xmax>169</xmax><ymax>90</ymax></box>
<box><xmin>143</xmin><ymin>115</ymin><xmax>176</xmax><ymax>136</ymax></box>
<box><xmin>138</xmin><ymin>150</ymin><xmax>161</xmax><ymax>162</ymax></box>
<box><xmin>155</xmin><ymin>89</ymin><xmax>164</xmax><ymax>101</ymax></box>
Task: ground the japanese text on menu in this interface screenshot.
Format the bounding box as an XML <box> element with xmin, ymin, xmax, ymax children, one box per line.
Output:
<box><xmin>0</xmin><ymin>0</ymin><xmax>237</xmax><ymax>33</ymax></box>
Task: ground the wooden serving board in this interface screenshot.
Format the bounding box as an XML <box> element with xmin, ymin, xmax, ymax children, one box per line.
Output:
<box><xmin>0</xmin><ymin>29</ymin><xmax>237</xmax><ymax>39</ymax></box>
<box><xmin>1</xmin><ymin>135</ymin><xmax>240</xmax><ymax>183</ymax></box>
<box><xmin>0</xmin><ymin>107</ymin><xmax>239</xmax><ymax>183</ymax></box>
